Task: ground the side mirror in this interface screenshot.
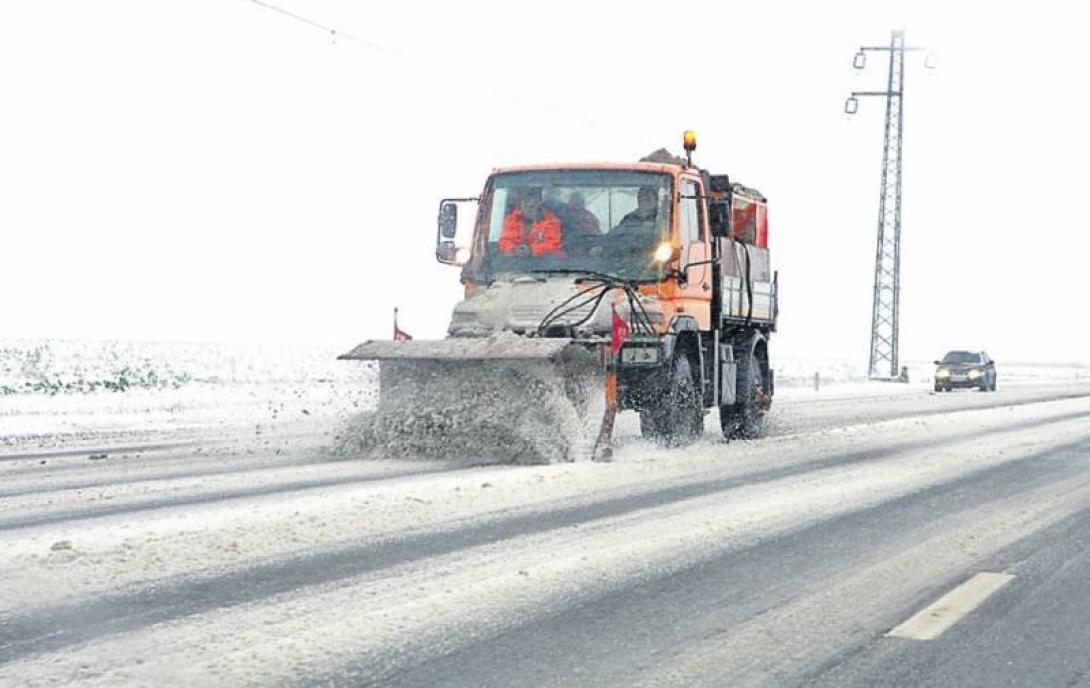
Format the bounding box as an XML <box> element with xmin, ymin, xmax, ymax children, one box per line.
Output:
<box><xmin>438</xmin><ymin>202</ymin><xmax>458</xmax><ymax>239</ymax></box>
<box><xmin>933</xmin><ymin>360</ymin><xmax>942</xmax><ymax>366</ymax></box>
<box><xmin>434</xmin><ymin>196</ymin><xmax>480</xmax><ymax>266</ymax></box>
<box><xmin>436</xmin><ymin>241</ymin><xmax>456</xmax><ymax>264</ymax></box>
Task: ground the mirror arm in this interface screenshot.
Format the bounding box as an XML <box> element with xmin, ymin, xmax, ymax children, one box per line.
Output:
<box><xmin>667</xmin><ymin>268</ymin><xmax>688</xmax><ymax>284</ymax></box>
<box><xmin>676</xmin><ymin>257</ymin><xmax>718</xmax><ymax>282</ymax></box>
<box><xmin>682</xmin><ymin>258</ymin><xmax>717</xmax><ymax>272</ymax></box>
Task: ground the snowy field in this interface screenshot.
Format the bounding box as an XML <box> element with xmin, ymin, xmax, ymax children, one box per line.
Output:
<box><xmin>2</xmin><ymin>339</ymin><xmax>1090</xmax><ymax>686</ymax></box>
<box><xmin>4</xmin><ymin>338</ymin><xmax>1085</xmax><ymax>448</ymax></box>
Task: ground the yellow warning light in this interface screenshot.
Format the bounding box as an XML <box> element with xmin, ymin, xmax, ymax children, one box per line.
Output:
<box><xmin>682</xmin><ymin>130</ymin><xmax>697</xmax><ymax>152</ymax></box>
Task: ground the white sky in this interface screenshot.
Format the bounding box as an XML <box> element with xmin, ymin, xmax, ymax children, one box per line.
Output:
<box><xmin>2</xmin><ymin>1</ymin><xmax>1087</xmax><ymax>364</ymax></box>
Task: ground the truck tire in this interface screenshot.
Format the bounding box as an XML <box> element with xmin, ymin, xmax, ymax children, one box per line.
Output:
<box><xmin>721</xmin><ymin>349</ymin><xmax>766</xmax><ymax>440</ymax></box>
<box><xmin>639</xmin><ymin>354</ymin><xmax>702</xmax><ymax>446</ymax></box>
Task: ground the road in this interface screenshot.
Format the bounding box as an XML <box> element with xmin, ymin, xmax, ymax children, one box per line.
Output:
<box><xmin>2</xmin><ymin>379</ymin><xmax>1090</xmax><ymax>686</ymax></box>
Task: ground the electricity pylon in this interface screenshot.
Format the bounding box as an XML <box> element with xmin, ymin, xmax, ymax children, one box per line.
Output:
<box><xmin>845</xmin><ymin>30</ymin><xmax>935</xmax><ymax>380</ymax></box>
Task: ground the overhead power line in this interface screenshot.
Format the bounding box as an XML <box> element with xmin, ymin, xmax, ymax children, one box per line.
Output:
<box><xmin>245</xmin><ymin>0</ymin><xmax>652</xmax><ymax>148</ymax></box>
<box><xmin>248</xmin><ymin>0</ymin><xmax>401</xmax><ymax>58</ymax></box>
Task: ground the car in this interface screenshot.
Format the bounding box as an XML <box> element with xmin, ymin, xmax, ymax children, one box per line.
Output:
<box><xmin>934</xmin><ymin>350</ymin><xmax>997</xmax><ymax>392</ymax></box>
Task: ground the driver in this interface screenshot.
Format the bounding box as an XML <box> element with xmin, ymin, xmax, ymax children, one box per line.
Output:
<box><xmin>498</xmin><ymin>187</ymin><xmax>563</xmax><ymax>257</ymax></box>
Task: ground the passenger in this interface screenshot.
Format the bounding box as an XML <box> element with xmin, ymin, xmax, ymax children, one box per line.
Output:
<box><xmin>606</xmin><ymin>187</ymin><xmax>660</xmax><ymax>251</ymax></box>
<box><xmin>565</xmin><ymin>192</ymin><xmax>601</xmax><ymax>235</ymax></box>
<box><xmin>542</xmin><ymin>187</ymin><xmax>568</xmax><ymax>218</ymax></box>
<box><xmin>559</xmin><ymin>191</ymin><xmax>602</xmax><ymax>256</ymax></box>
<box><xmin>498</xmin><ymin>187</ymin><xmax>563</xmax><ymax>257</ymax></box>
<box><xmin>618</xmin><ymin>187</ymin><xmax>658</xmax><ymax>227</ymax></box>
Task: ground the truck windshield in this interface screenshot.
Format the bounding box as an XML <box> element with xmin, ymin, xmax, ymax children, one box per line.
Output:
<box><xmin>474</xmin><ymin>170</ymin><xmax>673</xmax><ymax>281</ymax></box>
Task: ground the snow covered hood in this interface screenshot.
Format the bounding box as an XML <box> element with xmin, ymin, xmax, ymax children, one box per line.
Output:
<box><xmin>448</xmin><ymin>276</ymin><xmax>643</xmax><ymax>337</ymax></box>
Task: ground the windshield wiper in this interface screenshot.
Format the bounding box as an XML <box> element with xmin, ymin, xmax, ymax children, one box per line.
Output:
<box><xmin>532</xmin><ymin>269</ymin><xmax>659</xmax><ymax>337</ymax></box>
<box><xmin>528</xmin><ymin>268</ymin><xmax>656</xmax><ymax>285</ymax></box>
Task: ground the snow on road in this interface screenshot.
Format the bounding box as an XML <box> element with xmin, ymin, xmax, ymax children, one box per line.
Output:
<box><xmin>1</xmin><ymin>354</ymin><xmax>1089</xmax><ymax>686</ymax></box>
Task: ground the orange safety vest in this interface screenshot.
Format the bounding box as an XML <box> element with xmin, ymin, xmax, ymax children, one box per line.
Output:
<box><xmin>499</xmin><ymin>208</ymin><xmax>563</xmax><ymax>256</ymax></box>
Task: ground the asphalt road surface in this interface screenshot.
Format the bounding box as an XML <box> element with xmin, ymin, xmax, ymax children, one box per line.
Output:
<box><xmin>2</xmin><ymin>379</ymin><xmax>1090</xmax><ymax>687</ymax></box>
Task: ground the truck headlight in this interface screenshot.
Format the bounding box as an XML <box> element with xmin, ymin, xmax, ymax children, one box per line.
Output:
<box><xmin>621</xmin><ymin>346</ymin><xmax>661</xmax><ymax>364</ymax></box>
<box><xmin>653</xmin><ymin>242</ymin><xmax>679</xmax><ymax>264</ymax></box>
<box><xmin>968</xmin><ymin>368</ymin><xmax>982</xmax><ymax>379</ymax></box>
<box><xmin>936</xmin><ymin>368</ymin><xmax>950</xmax><ymax>378</ymax></box>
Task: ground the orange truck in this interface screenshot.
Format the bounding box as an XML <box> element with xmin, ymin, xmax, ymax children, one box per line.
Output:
<box><xmin>343</xmin><ymin>133</ymin><xmax>777</xmax><ymax>463</ymax></box>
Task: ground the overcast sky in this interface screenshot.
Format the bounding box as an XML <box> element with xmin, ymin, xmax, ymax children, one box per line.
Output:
<box><xmin>2</xmin><ymin>1</ymin><xmax>1087</xmax><ymax>364</ymax></box>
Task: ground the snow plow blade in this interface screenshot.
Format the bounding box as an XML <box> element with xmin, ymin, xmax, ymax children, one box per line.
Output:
<box><xmin>339</xmin><ymin>337</ymin><xmax>609</xmax><ymax>464</ymax></box>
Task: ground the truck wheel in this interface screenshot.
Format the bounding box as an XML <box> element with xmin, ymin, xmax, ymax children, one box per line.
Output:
<box><xmin>639</xmin><ymin>354</ymin><xmax>702</xmax><ymax>446</ymax></box>
<box><xmin>721</xmin><ymin>350</ymin><xmax>766</xmax><ymax>440</ymax></box>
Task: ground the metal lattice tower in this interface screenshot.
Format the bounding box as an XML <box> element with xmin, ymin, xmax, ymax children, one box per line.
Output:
<box><xmin>845</xmin><ymin>30</ymin><xmax>934</xmax><ymax>380</ymax></box>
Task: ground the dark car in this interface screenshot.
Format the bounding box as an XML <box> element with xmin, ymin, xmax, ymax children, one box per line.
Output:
<box><xmin>934</xmin><ymin>350</ymin><xmax>997</xmax><ymax>392</ymax></box>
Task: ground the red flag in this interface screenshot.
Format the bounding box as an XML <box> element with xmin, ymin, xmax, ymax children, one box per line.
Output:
<box><xmin>610</xmin><ymin>304</ymin><xmax>629</xmax><ymax>354</ymax></box>
<box><xmin>393</xmin><ymin>308</ymin><xmax>412</xmax><ymax>341</ymax></box>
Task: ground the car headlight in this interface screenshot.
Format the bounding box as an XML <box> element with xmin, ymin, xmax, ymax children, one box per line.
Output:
<box><xmin>936</xmin><ymin>368</ymin><xmax>950</xmax><ymax>378</ymax></box>
<box><xmin>968</xmin><ymin>369</ymin><xmax>982</xmax><ymax>379</ymax></box>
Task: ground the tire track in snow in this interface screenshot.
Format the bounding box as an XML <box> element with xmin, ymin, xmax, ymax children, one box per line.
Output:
<box><xmin>340</xmin><ymin>443</ymin><xmax>1090</xmax><ymax>688</ymax></box>
<box><xmin>2</xmin><ymin>409</ymin><xmax>1088</xmax><ymax>665</ymax></box>
<box><xmin>764</xmin><ymin>387</ymin><xmax>1090</xmax><ymax>437</ymax></box>
<box><xmin>0</xmin><ymin>451</ymin><xmax>340</xmax><ymax>499</ymax></box>
<box><xmin>5</xmin><ymin>397</ymin><xmax>1089</xmax><ymax>533</ymax></box>
<box><xmin>0</xmin><ymin>442</ymin><xmax>197</xmax><ymax>464</ymax></box>
<box><xmin>0</xmin><ymin>461</ymin><xmax>467</xmax><ymax>532</ymax></box>
<box><xmin>6</xmin><ymin>426</ymin><xmax>1090</xmax><ymax>686</ymax></box>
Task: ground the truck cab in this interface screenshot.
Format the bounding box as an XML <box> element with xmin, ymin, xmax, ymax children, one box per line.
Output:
<box><xmin>433</xmin><ymin>145</ymin><xmax>777</xmax><ymax>444</ymax></box>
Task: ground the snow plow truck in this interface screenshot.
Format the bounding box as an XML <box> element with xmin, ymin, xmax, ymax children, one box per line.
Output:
<box><xmin>342</xmin><ymin>132</ymin><xmax>778</xmax><ymax>463</ymax></box>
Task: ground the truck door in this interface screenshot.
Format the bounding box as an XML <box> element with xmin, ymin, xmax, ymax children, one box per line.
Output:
<box><xmin>678</xmin><ymin>177</ymin><xmax>712</xmax><ymax>328</ymax></box>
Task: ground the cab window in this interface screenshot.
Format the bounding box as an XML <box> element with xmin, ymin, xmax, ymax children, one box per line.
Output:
<box><xmin>680</xmin><ymin>179</ymin><xmax>704</xmax><ymax>245</ymax></box>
